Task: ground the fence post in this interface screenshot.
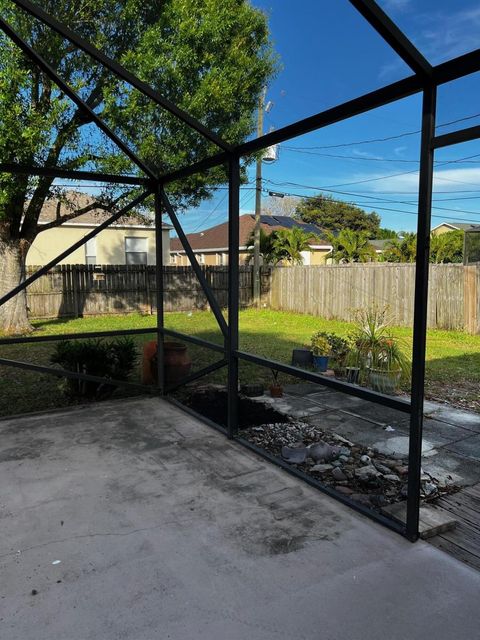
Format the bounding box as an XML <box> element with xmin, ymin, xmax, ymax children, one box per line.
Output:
<box><xmin>71</xmin><ymin>265</ymin><xmax>82</xmax><ymax>318</ymax></box>
<box><xmin>464</xmin><ymin>265</ymin><xmax>478</xmax><ymax>334</ymax></box>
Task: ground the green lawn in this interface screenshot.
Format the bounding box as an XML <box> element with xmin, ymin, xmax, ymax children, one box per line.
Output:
<box><xmin>0</xmin><ymin>309</ymin><xmax>479</xmax><ymax>417</ymax></box>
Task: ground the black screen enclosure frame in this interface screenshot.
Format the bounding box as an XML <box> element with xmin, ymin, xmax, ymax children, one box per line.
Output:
<box><xmin>0</xmin><ymin>0</ymin><xmax>479</xmax><ymax>541</ymax></box>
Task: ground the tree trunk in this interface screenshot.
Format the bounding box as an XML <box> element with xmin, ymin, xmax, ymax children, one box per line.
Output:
<box><xmin>0</xmin><ymin>241</ymin><xmax>33</xmax><ymax>334</ymax></box>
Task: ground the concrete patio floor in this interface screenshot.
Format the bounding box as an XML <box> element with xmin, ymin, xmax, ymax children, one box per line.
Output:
<box><xmin>1</xmin><ymin>396</ymin><xmax>480</xmax><ymax>640</ymax></box>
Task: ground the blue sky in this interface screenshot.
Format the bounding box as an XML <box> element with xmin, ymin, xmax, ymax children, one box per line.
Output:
<box><xmin>178</xmin><ymin>0</ymin><xmax>480</xmax><ymax>235</ymax></box>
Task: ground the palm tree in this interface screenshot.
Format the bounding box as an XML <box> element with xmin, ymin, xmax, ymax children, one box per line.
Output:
<box><xmin>430</xmin><ymin>230</ymin><xmax>463</xmax><ymax>263</ymax></box>
<box><xmin>272</xmin><ymin>227</ymin><xmax>314</xmax><ymax>264</ymax></box>
<box><xmin>245</xmin><ymin>228</ymin><xmax>282</xmax><ymax>265</ymax></box>
<box><xmin>327</xmin><ymin>229</ymin><xmax>376</xmax><ymax>263</ymax></box>
<box><xmin>383</xmin><ymin>232</ymin><xmax>417</xmax><ymax>263</ymax></box>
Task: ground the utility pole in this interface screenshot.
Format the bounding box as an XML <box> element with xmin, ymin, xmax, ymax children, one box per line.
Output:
<box><xmin>253</xmin><ymin>87</ymin><xmax>266</xmax><ymax>306</ymax></box>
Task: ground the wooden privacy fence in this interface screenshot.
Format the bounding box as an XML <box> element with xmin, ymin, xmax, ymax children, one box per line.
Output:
<box><xmin>25</xmin><ymin>263</ymin><xmax>480</xmax><ymax>333</ymax></box>
<box><xmin>25</xmin><ymin>264</ymin><xmax>261</xmax><ymax>319</ymax></box>
<box><xmin>266</xmin><ymin>263</ymin><xmax>480</xmax><ymax>333</ymax></box>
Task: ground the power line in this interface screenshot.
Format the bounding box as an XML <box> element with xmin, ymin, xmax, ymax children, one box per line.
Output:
<box><xmin>265</xmin><ymin>151</ymin><xmax>480</xmax><ymax>191</ymax></box>
<box><xmin>263</xmin><ymin>178</ymin><xmax>480</xmax><ymax>219</ymax></box>
<box><xmin>260</xmin><ymin>187</ymin><xmax>480</xmax><ymax>226</ymax></box>
<box><xmin>282</xmin><ymin>111</ymin><xmax>480</xmax><ymax>150</ymax></box>
<box><xmin>281</xmin><ymin>148</ymin><xmax>480</xmax><ymax>164</ymax></box>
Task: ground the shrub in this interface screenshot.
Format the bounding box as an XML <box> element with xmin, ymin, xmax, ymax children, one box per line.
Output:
<box><xmin>310</xmin><ymin>333</ymin><xmax>330</xmax><ymax>356</ymax></box>
<box><xmin>50</xmin><ymin>337</ymin><xmax>137</xmax><ymax>399</ymax></box>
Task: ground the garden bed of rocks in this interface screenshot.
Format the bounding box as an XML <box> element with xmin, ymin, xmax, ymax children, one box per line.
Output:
<box><xmin>241</xmin><ymin>421</ymin><xmax>459</xmax><ymax>509</ymax></box>
<box><xmin>184</xmin><ymin>385</ymin><xmax>459</xmax><ymax>510</ymax></box>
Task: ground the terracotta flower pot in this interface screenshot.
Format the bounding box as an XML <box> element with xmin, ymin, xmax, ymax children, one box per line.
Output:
<box><xmin>142</xmin><ymin>340</ymin><xmax>192</xmax><ymax>385</ymax></box>
<box><xmin>163</xmin><ymin>341</ymin><xmax>192</xmax><ymax>383</ymax></box>
<box><xmin>269</xmin><ymin>384</ymin><xmax>283</xmax><ymax>398</ymax></box>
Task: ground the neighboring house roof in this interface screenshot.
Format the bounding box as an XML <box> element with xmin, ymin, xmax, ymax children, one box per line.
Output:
<box><xmin>170</xmin><ymin>214</ymin><xmax>324</xmax><ymax>252</ymax></box>
<box><xmin>432</xmin><ymin>222</ymin><xmax>480</xmax><ymax>232</ymax></box>
<box><xmin>36</xmin><ymin>191</ymin><xmax>172</xmax><ymax>229</ymax></box>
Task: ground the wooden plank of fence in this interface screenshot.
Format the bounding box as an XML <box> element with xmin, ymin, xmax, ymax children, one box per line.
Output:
<box><xmin>23</xmin><ymin>263</ymin><xmax>479</xmax><ymax>333</ymax></box>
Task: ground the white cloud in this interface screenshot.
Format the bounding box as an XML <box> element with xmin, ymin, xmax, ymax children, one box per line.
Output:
<box><xmin>419</xmin><ymin>6</ymin><xmax>480</xmax><ymax>62</ymax></box>
<box><xmin>352</xmin><ymin>148</ymin><xmax>384</xmax><ymax>160</ymax></box>
<box><xmin>366</xmin><ymin>167</ymin><xmax>480</xmax><ymax>193</ymax></box>
<box><xmin>381</xmin><ymin>0</ymin><xmax>412</xmax><ymax>13</ymax></box>
<box><xmin>378</xmin><ymin>3</ymin><xmax>480</xmax><ymax>76</ymax></box>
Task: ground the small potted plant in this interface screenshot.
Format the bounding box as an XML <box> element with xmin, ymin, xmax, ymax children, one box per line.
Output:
<box><xmin>326</xmin><ymin>334</ymin><xmax>351</xmax><ymax>378</ymax></box>
<box><xmin>351</xmin><ymin>307</ymin><xmax>410</xmax><ymax>394</ymax></box>
<box><xmin>291</xmin><ymin>344</ymin><xmax>313</xmax><ymax>368</ymax></box>
<box><xmin>310</xmin><ymin>333</ymin><xmax>330</xmax><ymax>373</ymax></box>
<box><xmin>368</xmin><ymin>337</ymin><xmax>410</xmax><ymax>394</ymax></box>
<box><xmin>345</xmin><ymin>346</ymin><xmax>362</xmax><ymax>384</ymax></box>
<box><xmin>269</xmin><ymin>369</ymin><xmax>283</xmax><ymax>397</ymax></box>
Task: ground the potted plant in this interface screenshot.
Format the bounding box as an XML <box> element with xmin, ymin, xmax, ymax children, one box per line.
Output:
<box><xmin>368</xmin><ymin>337</ymin><xmax>410</xmax><ymax>394</ymax></box>
<box><xmin>269</xmin><ymin>369</ymin><xmax>283</xmax><ymax>397</ymax></box>
<box><xmin>345</xmin><ymin>346</ymin><xmax>362</xmax><ymax>384</ymax></box>
<box><xmin>325</xmin><ymin>334</ymin><xmax>351</xmax><ymax>378</ymax></box>
<box><xmin>310</xmin><ymin>332</ymin><xmax>330</xmax><ymax>372</ymax></box>
<box><xmin>351</xmin><ymin>307</ymin><xmax>410</xmax><ymax>394</ymax></box>
<box><xmin>291</xmin><ymin>344</ymin><xmax>313</xmax><ymax>368</ymax></box>
<box><xmin>144</xmin><ymin>340</ymin><xmax>192</xmax><ymax>385</ymax></box>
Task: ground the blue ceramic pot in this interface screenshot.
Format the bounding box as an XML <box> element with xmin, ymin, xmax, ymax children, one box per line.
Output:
<box><xmin>313</xmin><ymin>355</ymin><xmax>329</xmax><ymax>372</ymax></box>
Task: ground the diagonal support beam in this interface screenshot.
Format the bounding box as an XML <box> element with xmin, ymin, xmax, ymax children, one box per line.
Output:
<box><xmin>0</xmin><ymin>356</ymin><xmax>157</xmax><ymax>394</ymax></box>
<box><xmin>11</xmin><ymin>0</ymin><xmax>231</xmax><ymax>152</ymax></box>
<box><xmin>0</xmin><ymin>163</ymin><xmax>149</xmax><ymax>186</ymax></box>
<box><xmin>160</xmin><ymin>189</ymin><xmax>228</xmax><ymax>338</ymax></box>
<box><xmin>0</xmin><ymin>190</ymin><xmax>152</xmax><ymax>309</ymax></box>
<box><xmin>165</xmin><ymin>358</ymin><xmax>228</xmax><ymax>393</ymax></box>
<box><xmin>0</xmin><ymin>18</ymin><xmax>157</xmax><ymax>180</ymax></box>
<box><xmin>162</xmin><ymin>74</ymin><xmax>423</xmax><ymax>184</ymax></box>
<box><xmin>348</xmin><ymin>0</ymin><xmax>432</xmax><ymax>78</ymax></box>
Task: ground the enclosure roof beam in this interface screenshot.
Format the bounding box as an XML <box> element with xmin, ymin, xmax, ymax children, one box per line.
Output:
<box><xmin>432</xmin><ymin>49</ymin><xmax>480</xmax><ymax>85</ymax></box>
<box><xmin>433</xmin><ymin>124</ymin><xmax>480</xmax><ymax>150</ymax></box>
<box><xmin>0</xmin><ymin>163</ymin><xmax>150</xmax><ymax>186</ymax></box>
<box><xmin>162</xmin><ymin>48</ymin><xmax>480</xmax><ymax>186</ymax></box>
<box><xmin>0</xmin><ymin>18</ymin><xmax>157</xmax><ymax>181</ymax></box>
<box><xmin>0</xmin><ymin>190</ymin><xmax>152</xmax><ymax>310</ymax></box>
<box><xmin>161</xmin><ymin>74</ymin><xmax>423</xmax><ymax>184</ymax></box>
<box><xmin>348</xmin><ymin>0</ymin><xmax>432</xmax><ymax>78</ymax></box>
<box><xmin>10</xmin><ymin>0</ymin><xmax>232</xmax><ymax>152</ymax></box>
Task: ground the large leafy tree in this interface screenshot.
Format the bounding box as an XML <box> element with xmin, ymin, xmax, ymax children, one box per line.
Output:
<box><xmin>295</xmin><ymin>194</ymin><xmax>380</xmax><ymax>237</ymax></box>
<box><xmin>0</xmin><ymin>0</ymin><xmax>277</xmax><ymax>333</ymax></box>
<box><xmin>327</xmin><ymin>228</ymin><xmax>376</xmax><ymax>263</ymax></box>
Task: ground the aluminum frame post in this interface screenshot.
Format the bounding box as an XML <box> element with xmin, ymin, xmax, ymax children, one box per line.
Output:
<box><xmin>227</xmin><ymin>155</ymin><xmax>240</xmax><ymax>438</ymax></box>
<box><xmin>406</xmin><ymin>85</ymin><xmax>437</xmax><ymax>541</ymax></box>
<box><xmin>154</xmin><ymin>189</ymin><xmax>165</xmax><ymax>393</ymax></box>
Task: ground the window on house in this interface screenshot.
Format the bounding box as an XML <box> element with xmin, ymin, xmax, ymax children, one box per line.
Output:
<box><xmin>170</xmin><ymin>254</ymin><xmax>177</xmax><ymax>265</ymax></box>
<box><xmin>85</xmin><ymin>237</ymin><xmax>96</xmax><ymax>266</ymax></box>
<box><xmin>198</xmin><ymin>253</ymin><xmax>205</xmax><ymax>265</ymax></box>
<box><xmin>125</xmin><ymin>237</ymin><xmax>148</xmax><ymax>265</ymax></box>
